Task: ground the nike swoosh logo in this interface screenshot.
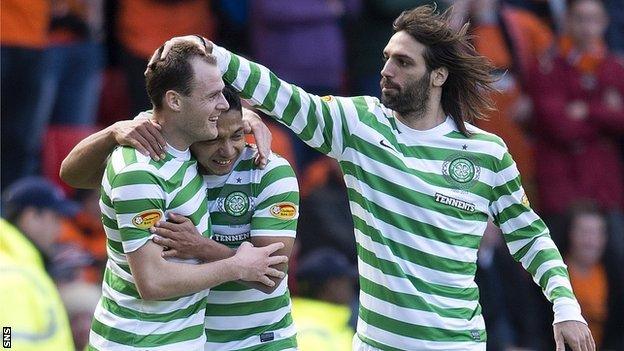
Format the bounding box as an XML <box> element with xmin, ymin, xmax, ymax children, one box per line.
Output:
<box><xmin>379</xmin><ymin>139</ymin><xmax>396</xmax><ymax>152</ymax></box>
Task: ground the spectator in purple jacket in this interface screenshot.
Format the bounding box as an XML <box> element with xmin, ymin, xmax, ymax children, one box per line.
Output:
<box><xmin>249</xmin><ymin>0</ymin><xmax>359</xmax><ymax>170</ymax></box>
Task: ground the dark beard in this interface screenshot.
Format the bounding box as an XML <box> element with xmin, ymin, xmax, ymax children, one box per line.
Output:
<box><xmin>381</xmin><ymin>74</ymin><xmax>431</xmax><ymax>118</ymax></box>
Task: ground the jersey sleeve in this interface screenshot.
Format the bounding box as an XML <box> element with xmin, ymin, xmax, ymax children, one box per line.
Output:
<box><xmin>251</xmin><ymin>156</ymin><xmax>299</xmax><ymax>238</ymax></box>
<box><xmin>489</xmin><ymin>149</ymin><xmax>586</xmax><ymax>325</ymax></box>
<box><xmin>212</xmin><ymin>44</ymin><xmax>361</xmax><ymax>160</ymax></box>
<box><xmin>110</xmin><ymin>165</ymin><xmax>166</xmax><ymax>254</ymax></box>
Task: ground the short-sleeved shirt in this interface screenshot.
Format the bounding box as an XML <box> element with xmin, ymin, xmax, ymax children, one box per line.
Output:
<box><xmin>89</xmin><ymin>145</ymin><xmax>211</xmax><ymax>351</ymax></box>
<box><xmin>202</xmin><ymin>146</ymin><xmax>299</xmax><ymax>351</ymax></box>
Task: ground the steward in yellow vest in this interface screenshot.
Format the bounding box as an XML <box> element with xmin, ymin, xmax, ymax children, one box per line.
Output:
<box><xmin>1</xmin><ymin>177</ymin><xmax>78</xmax><ymax>350</ymax></box>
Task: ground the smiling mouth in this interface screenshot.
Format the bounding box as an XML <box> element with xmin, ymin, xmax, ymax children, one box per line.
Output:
<box><xmin>214</xmin><ymin>159</ymin><xmax>232</xmax><ymax>166</ymax></box>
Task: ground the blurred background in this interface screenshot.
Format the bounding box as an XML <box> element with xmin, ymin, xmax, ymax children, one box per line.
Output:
<box><xmin>1</xmin><ymin>0</ymin><xmax>623</xmax><ymax>350</ymax></box>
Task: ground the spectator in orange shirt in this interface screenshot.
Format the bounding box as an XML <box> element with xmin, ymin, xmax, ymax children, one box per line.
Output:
<box><xmin>451</xmin><ymin>0</ymin><xmax>555</xmax><ymax>199</ymax></box>
<box><xmin>116</xmin><ymin>0</ymin><xmax>216</xmax><ymax>115</ymax></box>
<box><xmin>563</xmin><ymin>203</ymin><xmax>624</xmax><ymax>350</ymax></box>
<box><xmin>1</xmin><ymin>0</ymin><xmax>51</xmax><ymax>188</ymax></box>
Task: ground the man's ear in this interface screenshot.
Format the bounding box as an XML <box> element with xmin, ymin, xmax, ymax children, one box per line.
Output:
<box><xmin>431</xmin><ymin>67</ymin><xmax>449</xmax><ymax>87</ymax></box>
<box><xmin>164</xmin><ymin>90</ymin><xmax>182</xmax><ymax>112</ymax></box>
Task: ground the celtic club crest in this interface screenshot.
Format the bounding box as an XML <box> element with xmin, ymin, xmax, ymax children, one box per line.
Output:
<box><xmin>224</xmin><ymin>191</ymin><xmax>250</xmax><ymax>217</ymax></box>
<box><xmin>442</xmin><ymin>155</ymin><xmax>481</xmax><ymax>189</ymax></box>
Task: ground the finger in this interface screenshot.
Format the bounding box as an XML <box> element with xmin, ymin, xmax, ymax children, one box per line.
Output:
<box><xmin>264</xmin><ymin>242</ymin><xmax>285</xmax><ymax>254</ymax></box>
<box><xmin>255</xmin><ymin>131</ymin><xmax>272</xmax><ymax>167</ymax></box>
<box><xmin>586</xmin><ymin>328</ymin><xmax>596</xmax><ymax>351</ymax></box>
<box><xmin>266</xmin><ymin>268</ymin><xmax>285</xmax><ymax>279</ymax></box>
<box><xmin>137</xmin><ymin>125</ymin><xmax>162</xmax><ymax>150</ymax></box>
<box><xmin>554</xmin><ymin>329</ymin><xmax>565</xmax><ymax>351</ymax></box>
<box><xmin>138</xmin><ymin>125</ymin><xmax>165</xmax><ymax>158</ymax></box>
<box><xmin>129</xmin><ymin>140</ymin><xmax>150</xmax><ymax>157</ymax></box>
<box><xmin>167</xmin><ymin>213</ymin><xmax>190</xmax><ymax>224</ymax></box>
<box><xmin>161</xmin><ymin>249</ymin><xmax>179</xmax><ymax>259</ymax></box>
<box><xmin>136</xmin><ymin>111</ymin><xmax>153</xmax><ymax>120</ymax></box>
<box><xmin>578</xmin><ymin>325</ymin><xmax>590</xmax><ymax>351</ymax></box>
<box><xmin>588</xmin><ymin>334</ymin><xmax>596</xmax><ymax>351</ymax></box>
<box><xmin>147</xmin><ymin>121</ymin><xmax>167</xmax><ymax>150</ymax></box>
<box><xmin>258</xmin><ymin>275</ymin><xmax>276</xmax><ymax>287</ymax></box>
<box><xmin>242</xmin><ymin>121</ymin><xmax>252</xmax><ymax>134</ymax></box>
<box><xmin>149</xmin><ymin>119</ymin><xmax>162</xmax><ymax>129</ymax></box>
<box><xmin>154</xmin><ymin>220</ymin><xmax>183</xmax><ymax>232</ymax></box>
<box><xmin>160</xmin><ymin>40</ymin><xmax>174</xmax><ymax>60</ymax></box>
<box><xmin>571</xmin><ymin>330</ymin><xmax>584</xmax><ymax>351</ymax></box>
<box><xmin>152</xmin><ymin>235</ymin><xmax>177</xmax><ymax>248</ymax></box>
<box><xmin>581</xmin><ymin>328</ymin><xmax>592</xmax><ymax>351</ymax></box>
<box><xmin>150</xmin><ymin>226</ymin><xmax>179</xmax><ymax>239</ymax></box>
<box><xmin>239</xmin><ymin>241</ymin><xmax>253</xmax><ymax>249</ymax></box>
<box><xmin>255</xmin><ymin>153</ymin><xmax>269</xmax><ymax>169</ymax></box>
<box><xmin>145</xmin><ymin>46</ymin><xmax>163</xmax><ymax>75</ymax></box>
<box><xmin>268</xmin><ymin>255</ymin><xmax>288</xmax><ymax>266</ymax></box>
<box><xmin>584</xmin><ymin>336</ymin><xmax>592</xmax><ymax>351</ymax></box>
<box><xmin>132</xmin><ymin>133</ymin><xmax>161</xmax><ymax>161</ymax></box>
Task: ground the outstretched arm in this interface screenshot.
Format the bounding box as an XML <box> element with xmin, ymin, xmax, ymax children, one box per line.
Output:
<box><xmin>60</xmin><ymin>118</ymin><xmax>165</xmax><ymax>189</ymax></box>
<box><xmin>61</xmin><ymin>110</ymin><xmax>272</xmax><ymax>189</ymax></box>
<box><xmin>149</xmin><ymin>36</ymin><xmax>367</xmax><ymax>161</ymax></box>
<box><xmin>489</xmin><ymin>149</ymin><xmax>595</xmax><ymax>351</ymax></box>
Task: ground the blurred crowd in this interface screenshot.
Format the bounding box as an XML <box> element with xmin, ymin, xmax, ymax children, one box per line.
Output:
<box><xmin>1</xmin><ymin>0</ymin><xmax>623</xmax><ymax>350</ymax></box>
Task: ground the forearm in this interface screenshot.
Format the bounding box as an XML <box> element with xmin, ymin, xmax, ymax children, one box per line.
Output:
<box><xmin>493</xmin><ymin>158</ymin><xmax>585</xmax><ymax>324</ymax></box>
<box><xmin>60</xmin><ymin>126</ymin><xmax>117</xmax><ymax>189</ymax></box>
<box><xmin>242</xmin><ymin>236</ymin><xmax>293</xmax><ymax>293</ymax></box>
<box><xmin>508</xmin><ymin>232</ymin><xmax>585</xmax><ymax>324</ymax></box>
<box><xmin>193</xmin><ymin>237</ymin><xmax>236</xmax><ymax>262</ymax></box>
<box><xmin>212</xmin><ymin>44</ymin><xmax>348</xmax><ymax>158</ymax></box>
<box><xmin>147</xmin><ymin>258</ymin><xmax>240</xmax><ymax>300</ymax></box>
<box><xmin>129</xmin><ymin>242</ymin><xmax>240</xmax><ymax>300</ymax></box>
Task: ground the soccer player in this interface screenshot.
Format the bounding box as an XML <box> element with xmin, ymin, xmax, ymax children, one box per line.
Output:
<box><xmin>61</xmin><ymin>86</ymin><xmax>299</xmax><ymax>350</ymax></box>
<box><xmin>154</xmin><ymin>5</ymin><xmax>595</xmax><ymax>351</ymax></box>
<box><xmin>80</xmin><ymin>42</ymin><xmax>287</xmax><ymax>350</ymax></box>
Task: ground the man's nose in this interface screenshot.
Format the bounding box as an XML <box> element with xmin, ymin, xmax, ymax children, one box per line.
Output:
<box><xmin>220</xmin><ymin>141</ymin><xmax>236</xmax><ymax>157</ymax></box>
<box><xmin>381</xmin><ymin>60</ymin><xmax>394</xmax><ymax>78</ymax></box>
<box><xmin>217</xmin><ymin>93</ymin><xmax>229</xmax><ymax>111</ymax></box>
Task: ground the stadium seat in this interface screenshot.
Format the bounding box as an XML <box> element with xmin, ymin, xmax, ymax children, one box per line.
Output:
<box><xmin>42</xmin><ymin>125</ymin><xmax>99</xmax><ymax>195</ymax></box>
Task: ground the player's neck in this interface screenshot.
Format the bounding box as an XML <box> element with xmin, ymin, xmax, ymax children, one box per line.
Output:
<box><xmin>396</xmin><ymin>103</ymin><xmax>446</xmax><ymax>131</ymax></box>
<box><xmin>153</xmin><ymin>110</ymin><xmax>193</xmax><ymax>151</ymax></box>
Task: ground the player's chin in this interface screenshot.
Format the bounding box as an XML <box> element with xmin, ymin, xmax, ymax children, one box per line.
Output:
<box><xmin>204</xmin><ymin>128</ymin><xmax>219</xmax><ymax>141</ymax></box>
<box><xmin>381</xmin><ymin>93</ymin><xmax>399</xmax><ymax>107</ymax></box>
<box><xmin>209</xmin><ymin>162</ymin><xmax>233</xmax><ymax>175</ymax></box>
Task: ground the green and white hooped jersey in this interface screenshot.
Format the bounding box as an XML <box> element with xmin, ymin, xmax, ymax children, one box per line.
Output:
<box><xmin>212</xmin><ymin>45</ymin><xmax>586</xmax><ymax>351</ymax></box>
<box><xmin>90</xmin><ymin>145</ymin><xmax>211</xmax><ymax>351</ymax></box>
<box><xmin>203</xmin><ymin>146</ymin><xmax>299</xmax><ymax>351</ymax></box>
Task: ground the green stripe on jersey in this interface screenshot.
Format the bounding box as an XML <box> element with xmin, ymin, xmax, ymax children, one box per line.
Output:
<box><xmin>202</xmin><ymin>148</ymin><xmax>298</xmax><ymax>350</ymax></box>
<box><xmin>91</xmin><ymin>145</ymin><xmax>210</xmax><ymax>350</ymax></box>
